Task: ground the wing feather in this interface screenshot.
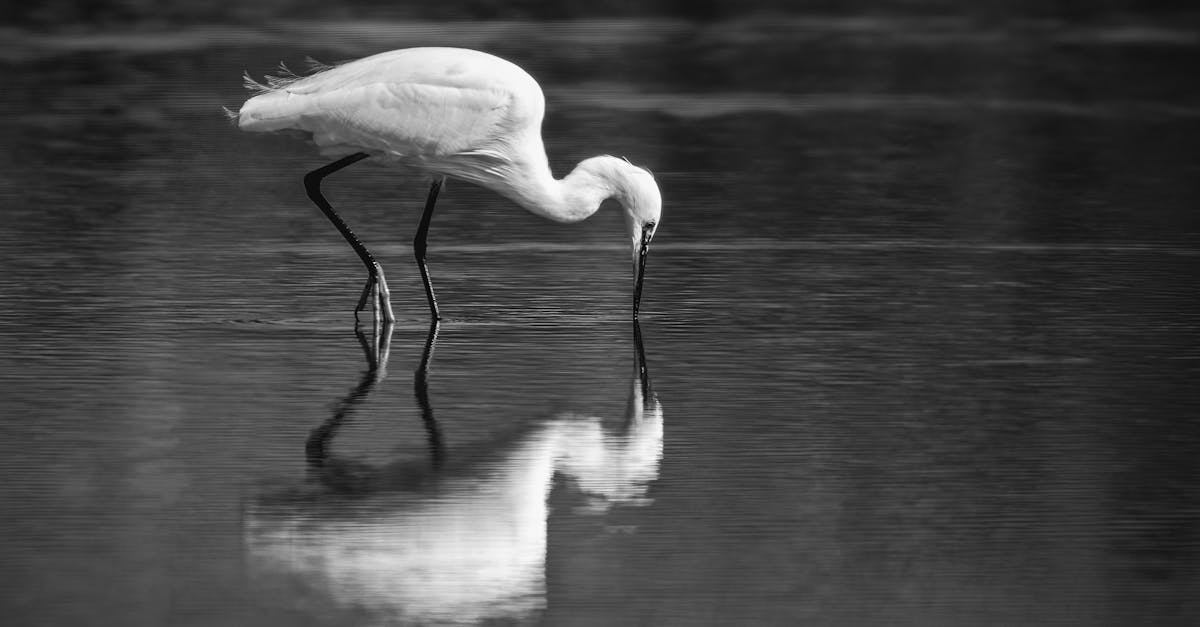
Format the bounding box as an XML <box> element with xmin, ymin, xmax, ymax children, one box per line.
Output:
<box><xmin>236</xmin><ymin>48</ymin><xmax>543</xmax><ymax>162</ymax></box>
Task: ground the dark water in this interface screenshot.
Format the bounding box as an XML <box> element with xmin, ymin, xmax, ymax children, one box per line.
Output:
<box><xmin>3</xmin><ymin>12</ymin><xmax>1200</xmax><ymax>627</ymax></box>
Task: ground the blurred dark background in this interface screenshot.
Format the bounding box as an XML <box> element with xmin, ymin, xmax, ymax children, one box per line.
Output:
<box><xmin>3</xmin><ymin>0</ymin><xmax>1199</xmax><ymax>26</ymax></box>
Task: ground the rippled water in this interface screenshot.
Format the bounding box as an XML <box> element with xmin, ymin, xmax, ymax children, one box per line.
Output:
<box><xmin>2</xmin><ymin>12</ymin><xmax>1199</xmax><ymax>626</ymax></box>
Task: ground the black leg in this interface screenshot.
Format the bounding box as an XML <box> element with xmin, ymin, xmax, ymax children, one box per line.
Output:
<box><xmin>413</xmin><ymin>179</ymin><xmax>443</xmax><ymax>320</ymax></box>
<box><xmin>303</xmin><ymin>152</ymin><xmax>396</xmax><ymax>323</ymax></box>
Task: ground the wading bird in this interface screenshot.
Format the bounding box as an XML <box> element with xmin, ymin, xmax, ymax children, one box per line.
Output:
<box><xmin>232</xmin><ymin>47</ymin><xmax>662</xmax><ymax>322</ymax></box>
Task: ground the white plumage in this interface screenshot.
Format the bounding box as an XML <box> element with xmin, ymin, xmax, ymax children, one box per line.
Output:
<box><xmin>239</xmin><ymin>49</ymin><xmax>536</xmax><ymax>161</ymax></box>
<box><xmin>234</xmin><ymin>47</ymin><xmax>661</xmax><ymax>322</ymax></box>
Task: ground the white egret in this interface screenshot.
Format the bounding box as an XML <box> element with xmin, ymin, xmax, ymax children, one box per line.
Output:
<box><xmin>233</xmin><ymin>47</ymin><xmax>662</xmax><ymax>322</ymax></box>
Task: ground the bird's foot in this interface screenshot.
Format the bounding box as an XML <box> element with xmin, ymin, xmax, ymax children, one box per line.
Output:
<box><xmin>353</xmin><ymin>264</ymin><xmax>396</xmax><ymax>325</ymax></box>
<box><xmin>374</xmin><ymin>264</ymin><xmax>396</xmax><ymax>323</ymax></box>
<box><xmin>354</xmin><ymin>279</ymin><xmax>373</xmax><ymax>321</ymax></box>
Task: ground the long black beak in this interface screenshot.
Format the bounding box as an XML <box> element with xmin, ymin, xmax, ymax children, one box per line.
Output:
<box><xmin>632</xmin><ymin>224</ymin><xmax>654</xmax><ymax>320</ymax></box>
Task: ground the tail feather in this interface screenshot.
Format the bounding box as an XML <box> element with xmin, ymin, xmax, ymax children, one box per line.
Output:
<box><xmin>304</xmin><ymin>56</ymin><xmax>334</xmax><ymax>72</ymax></box>
<box><xmin>242</xmin><ymin>71</ymin><xmax>273</xmax><ymax>94</ymax></box>
<box><xmin>240</xmin><ymin>57</ymin><xmax>339</xmax><ymax>96</ymax></box>
<box><xmin>265</xmin><ymin>62</ymin><xmax>302</xmax><ymax>89</ymax></box>
<box><xmin>232</xmin><ymin>56</ymin><xmax>342</xmax><ymax>133</ymax></box>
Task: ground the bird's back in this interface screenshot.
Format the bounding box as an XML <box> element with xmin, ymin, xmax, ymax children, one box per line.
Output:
<box><xmin>236</xmin><ymin>48</ymin><xmax>546</xmax><ymax>163</ymax></box>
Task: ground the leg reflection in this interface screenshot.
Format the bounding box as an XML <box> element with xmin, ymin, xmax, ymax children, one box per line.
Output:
<box><xmin>305</xmin><ymin>321</ymin><xmax>443</xmax><ymax>491</ymax></box>
<box><xmin>306</xmin><ymin>325</ymin><xmax>390</xmax><ymax>472</ymax></box>
<box><xmin>415</xmin><ymin>320</ymin><xmax>445</xmax><ymax>468</ymax></box>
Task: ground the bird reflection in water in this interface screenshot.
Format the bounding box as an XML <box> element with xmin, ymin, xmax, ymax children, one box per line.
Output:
<box><xmin>245</xmin><ymin>322</ymin><xmax>661</xmax><ymax>625</ymax></box>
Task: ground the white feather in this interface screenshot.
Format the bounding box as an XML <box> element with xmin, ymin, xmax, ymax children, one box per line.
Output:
<box><xmin>234</xmin><ymin>47</ymin><xmax>660</xmax><ymax>236</ymax></box>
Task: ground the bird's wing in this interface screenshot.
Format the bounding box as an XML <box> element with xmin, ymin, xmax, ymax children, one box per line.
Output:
<box><xmin>306</xmin><ymin>82</ymin><xmax>514</xmax><ymax>157</ymax></box>
<box><xmin>237</xmin><ymin>48</ymin><xmax>542</xmax><ymax>160</ymax></box>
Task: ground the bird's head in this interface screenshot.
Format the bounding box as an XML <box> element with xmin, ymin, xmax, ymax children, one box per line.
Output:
<box><xmin>574</xmin><ymin>156</ymin><xmax>662</xmax><ymax>319</ymax></box>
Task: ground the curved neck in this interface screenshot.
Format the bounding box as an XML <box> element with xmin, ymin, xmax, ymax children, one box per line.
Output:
<box><xmin>509</xmin><ymin>159</ymin><xmax>619</xmax><ymax>224</ymax></box>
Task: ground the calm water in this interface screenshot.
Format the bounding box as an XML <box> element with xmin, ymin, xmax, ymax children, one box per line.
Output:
<box><xmin>3</xmin><ymin>13</ymin><xmax>1200</xmax><ymax>627</ymax></box>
